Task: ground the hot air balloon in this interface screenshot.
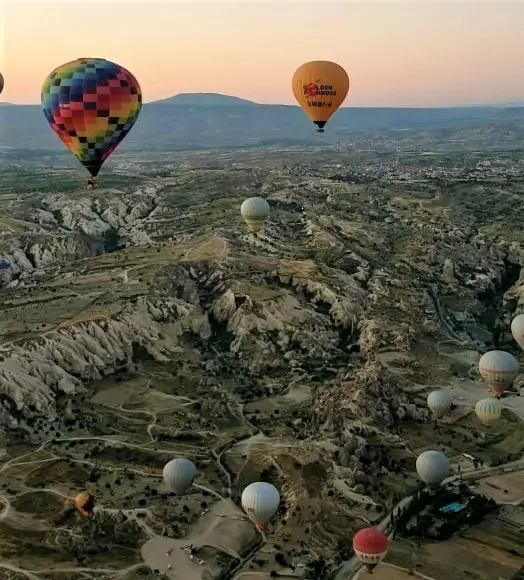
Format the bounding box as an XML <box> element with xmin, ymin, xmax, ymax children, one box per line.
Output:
<box><xmin>74</xmin><ymin>491</ymin><xmax>95</xmax><ymax>517</ymax></box>
<box><xmin>292</xmin><ymin>61</ymin><xmax>349</xmax><ymax>133</ymax></box>
<box><xmin>162</xmin><ymin>458</ymin><xmax>197</xmax><ymax>495</ymax></box>
<box><xmin>0</xmin><ymin>72</ymin><xmax>4</xmax><ymax>95</ymax></box>
<box><xmin>475</xmin><ymin>398</ymin><xmax>502</xmax><ymax>426</ymax></box>
<box><xmin>511</xmin><ymin>314</ymin><xmax>524</xmax><ymax>352</ymax></box>
<box><xmin>241</xmin><ymin>482</ymin><xmax>280</xmax><ymax>530</ymax></box>
<box><xmin>240</xmin><ymin>197</ymin><xmax>270</xmax><ymax>234</ymax></box>
<box><xmin>353</xmin><ymin>527</ymin><xmax>390</xmax><ymax>573</ymax></box>
<box><xmin>41</xmin><ymin>58</ymin><xmax>142</xmax><ymax>189</ymax></box>
<box><xmin>479</xmin><ymin>350</ymin><xmax>518</xmax><ymax>398</ymax></box>
<box><xmin>427</xmin><ymin>389</ymin><xmax>453</xmax><ymax>419</ymax></box>
<box><xmin>416</xmin><ymin>450</ymin><xmax>449</xmax><ymax>487</ymax></box>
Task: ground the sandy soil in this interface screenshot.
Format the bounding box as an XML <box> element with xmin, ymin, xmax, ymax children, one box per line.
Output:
<box><xmin>355</xmin><ymin>563</ymin><xmax>426</xmax><ymax>580</ymax></box>
<box><xmin>141</xmin><ymin>499</ymin><xmax>256</xmax><ymax>579</ymax></box>
<box><xmin>232</xmin><ymin>573</ymin><xmax>273</xmax><ymax>580</ymax></box>
<box><xmin>420</xmin><ymin>536</ymin><xmax>522</xmax><ymax>579</ymax></box>
<box><xmin>190</xmin><ymin>498</ymin><xmax>255</xmax><ymax>555</ymax></box>
<box><xmin>182</xmin><ymin>236</ymin><xmax>229</xmax><ymax>261</ymax></box>
<box><xmin>141</xmin><ymin>536</ymin><xmax>205</xmax><ymax>580</ymax></box>
<box><xmin>477</xmin><ymin>470</ymin><xmax>524</xmax><ymax>503</ymax></box>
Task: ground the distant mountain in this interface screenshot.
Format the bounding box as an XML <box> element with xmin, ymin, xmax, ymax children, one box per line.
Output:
<box><xmin>1</xmin><ymin>95</ymin><xmax>523</xmax><ymax>152</ymax></box>
<box><xmin>152</xmin><ymin>92</ymin><xmax>258</xmax><ymax>106</ymax></box>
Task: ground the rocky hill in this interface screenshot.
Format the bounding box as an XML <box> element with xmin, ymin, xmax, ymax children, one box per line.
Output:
<box><xmin>1</xmin><ymin>147</ymin><xmax>524</xmax><ymax>577</ymax></box>
<box><xmin>1</xmin><ymin>149</ymin><xmax>523</xmax><ymax>434</ymax></box>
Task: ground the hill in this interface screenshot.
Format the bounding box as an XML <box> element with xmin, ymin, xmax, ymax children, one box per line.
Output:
<box><xmin>152</xmin><ymin>92</ymin><xmax>258</xmax><ymax>106</ymax></box>
<box><xmin>1</xmin><ymin>95</ymin><xmax>523</xmax><ymax>152</ymax></box>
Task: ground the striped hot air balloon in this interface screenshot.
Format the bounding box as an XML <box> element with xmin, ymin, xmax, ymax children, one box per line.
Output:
<box><xmin>479</xmin><ymin>350</ymin><xmax>518</xmax><ymax>397</ymax></box>
<box><xmin>475</xmin><ymin>398</ymin><xmax>502</xmax><ymax>426</ymax></box>
<box><xmin>240</xmin><ymin>197</ymin><xmax>270</xmax><ymax>234</ymax></box>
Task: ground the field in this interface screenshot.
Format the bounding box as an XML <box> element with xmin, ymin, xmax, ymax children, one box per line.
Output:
<box><xmin>478</xmin><ymin>471</ymin><xmax>524</xmax><ymax>503</ymax></box>
<box><xmin>385</xmin><ymin>517</ymin><xmax>524</xmax><ymax>580</ymax></box>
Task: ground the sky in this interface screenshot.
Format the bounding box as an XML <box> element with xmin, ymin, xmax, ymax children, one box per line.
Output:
<box><xmin>1</xmin><ymin>0</ymin><xmax>523</xmax><ymax>107</ymax></box>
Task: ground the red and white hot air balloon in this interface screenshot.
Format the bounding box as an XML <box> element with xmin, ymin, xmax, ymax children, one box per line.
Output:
<box><xmin>353</xmin><ymin>527</ymin><xmax>390</xmax><ymax>573</ymax></box>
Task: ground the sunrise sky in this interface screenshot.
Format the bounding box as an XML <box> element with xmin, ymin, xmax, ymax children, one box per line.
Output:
<box><xmin>1</xmin><ymin>0</ymin><xmax>523</xmax><ymax>106</ymax></box>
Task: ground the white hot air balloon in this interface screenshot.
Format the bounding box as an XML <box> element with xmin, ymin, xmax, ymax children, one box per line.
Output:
<box><xmin>478</xmin><ymin>350</ymin><xmax>518</xmax><ymax>397</ymax></box>
<box><xmin>511</xmin><ymin>314</ymin><xmax>524</xmax><ymax>352</ymax></box>
<box><xmin>162</xmin><ymin>458</ymin><xmax>197</xmax><ymax>495</ymax></box>
<box><xmin>240</xmin><ymin>197</ymin><xmax>270</xmax><ymax>234</ymax></box>
<box><xmin>427</xmin><ymin>389</ymin><xmax>453</xmax><ymax>419</ymax></box>
<box><xmin>475</xmin><ymin>398</ymin><xmax>502</xmax><ymax>426</ymax></box>
<box><xmin>416</xmin><ymin>450</ymin><xmax>450</xmax><ymax>487</ymax></box>
<box><xmin>241</xmin><ymin>482</ymin><xmax>280</xmax><ymax>530</ymax></box>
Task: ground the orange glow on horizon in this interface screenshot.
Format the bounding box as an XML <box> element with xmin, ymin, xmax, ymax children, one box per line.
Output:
<box><xmin>1</xmin><ymin>1</ymin><xmax>523</xmax><ymax>106</ymax></box>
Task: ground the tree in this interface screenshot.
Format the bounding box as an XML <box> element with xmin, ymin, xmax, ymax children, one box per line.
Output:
<box><xmin>102</xmin><ymin>227</ymin><xmax>123</xmax><ymax>253</ymax></box>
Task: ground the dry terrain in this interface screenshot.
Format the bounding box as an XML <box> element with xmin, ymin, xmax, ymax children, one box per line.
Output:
<box><xmin>0</xmin><ymin>145</ymin><xmax>524</xmax><ymax>579</ymax></box>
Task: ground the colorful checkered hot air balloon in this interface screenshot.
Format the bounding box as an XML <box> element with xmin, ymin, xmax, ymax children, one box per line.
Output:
<box><xmin>41</xmin><ymin>58</ymin><xmax>142</xmax><ymax>188</ymax></box>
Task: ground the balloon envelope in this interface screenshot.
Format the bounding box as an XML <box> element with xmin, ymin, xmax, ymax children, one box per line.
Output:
<box><xmin>478</xmin><ymin>350</ymin><xmax>518</xmax><ymax>396</ymax></box>
<box><xmin>240</xmin><ymin>197</ymin><xmax>270</xmax><ymax>233</ymax></box>
<box><xmin>292</xmin><ymin>61</ymin><xmax>349</xmax><ymax>132</ymax></box>
<box><xmin>427</xmin><ymin>389</ymin><xmax>453</xmax><ymax>418</ymax></box>
<box><xmin>416</xmin><ymin>450</ymin><xmax>449</xmax><ymax>486</ymax></box>
<box><xmin>75</xmin><ymin>491</ymin><xmax>95</xmax><ymax>517</ymax></box>
<box><xmin>475</xmin><ymin>398</ymin><xmax>502</xmax><ymax>426</ymax></box>
<box><xmin>41</xmin><ymin>57</ymin><xmax>142</xmax><ymax>178</ymax></box>
<box><xmin>241</xmin><ymin>482</ymin><xmax>280</xmax><ymax>528</ymax></box>
<box><xmin>163</xmin><ymin>458</ymin><xmax>197</xmax><ymax>494</ymax></box>
<box><xmin>353</xmin><ymin>528</ymin><xmax>389</xmax><ymax>566</ymax></box>
<box><xmin>511</xmin><ymin>314</ymin><xmax>524</xmax><ymax>351</ymax></box>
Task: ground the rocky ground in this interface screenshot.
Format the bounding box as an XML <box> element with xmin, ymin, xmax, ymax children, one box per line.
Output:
<box><xmin>0</xmin><ymin>148</ymin><xmax>524</xmax><ymax>578</ymax></box>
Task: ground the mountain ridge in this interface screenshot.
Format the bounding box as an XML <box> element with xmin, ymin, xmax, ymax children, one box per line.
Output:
<box><xmin>2</xmin><ymin>91</ymin><xmax>524</xmax><ymax>108</ymax></box>
<box><xmin>1</xmin><ymin>93</ymin><xmax>523</xmax><ymax>152</ymax></box>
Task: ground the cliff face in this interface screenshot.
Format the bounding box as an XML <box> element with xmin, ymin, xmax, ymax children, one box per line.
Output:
<box><xmin>0</xmin><ymin>187</ymin><xmax>163</xmax><ymax>288</ymax></box>
<box><xmin>1</xmin><ymin>234</ymin><xmax>520</xmax><ymax>423</ymax></box>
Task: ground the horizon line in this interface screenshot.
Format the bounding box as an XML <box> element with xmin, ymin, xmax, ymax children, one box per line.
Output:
<box><xmin>1</xmin><ymin>98</ymin><xmax>523</xmax><ymax>109</ymax></box>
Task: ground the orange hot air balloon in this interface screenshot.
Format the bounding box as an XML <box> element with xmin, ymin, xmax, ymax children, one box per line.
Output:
<box><xmin>74</xmin><ymin>491</ymin><xmax>95</xmax><ymax>517</ymax></box>
<box><xmin>292</xmin><ymin>61</ymin><xmax>349</xmax><ymax>133</ymax></box>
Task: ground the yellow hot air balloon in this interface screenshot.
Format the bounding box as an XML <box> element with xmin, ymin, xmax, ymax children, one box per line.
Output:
<box><xmin>74</xmin><ymin>491</ymin><xmax>95</xmax><ymax>517</ymax></box>
<box><xmin>292</xmin><ymin>61</ymin><xmax>349</xmax><ymax>133</ymax></box>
